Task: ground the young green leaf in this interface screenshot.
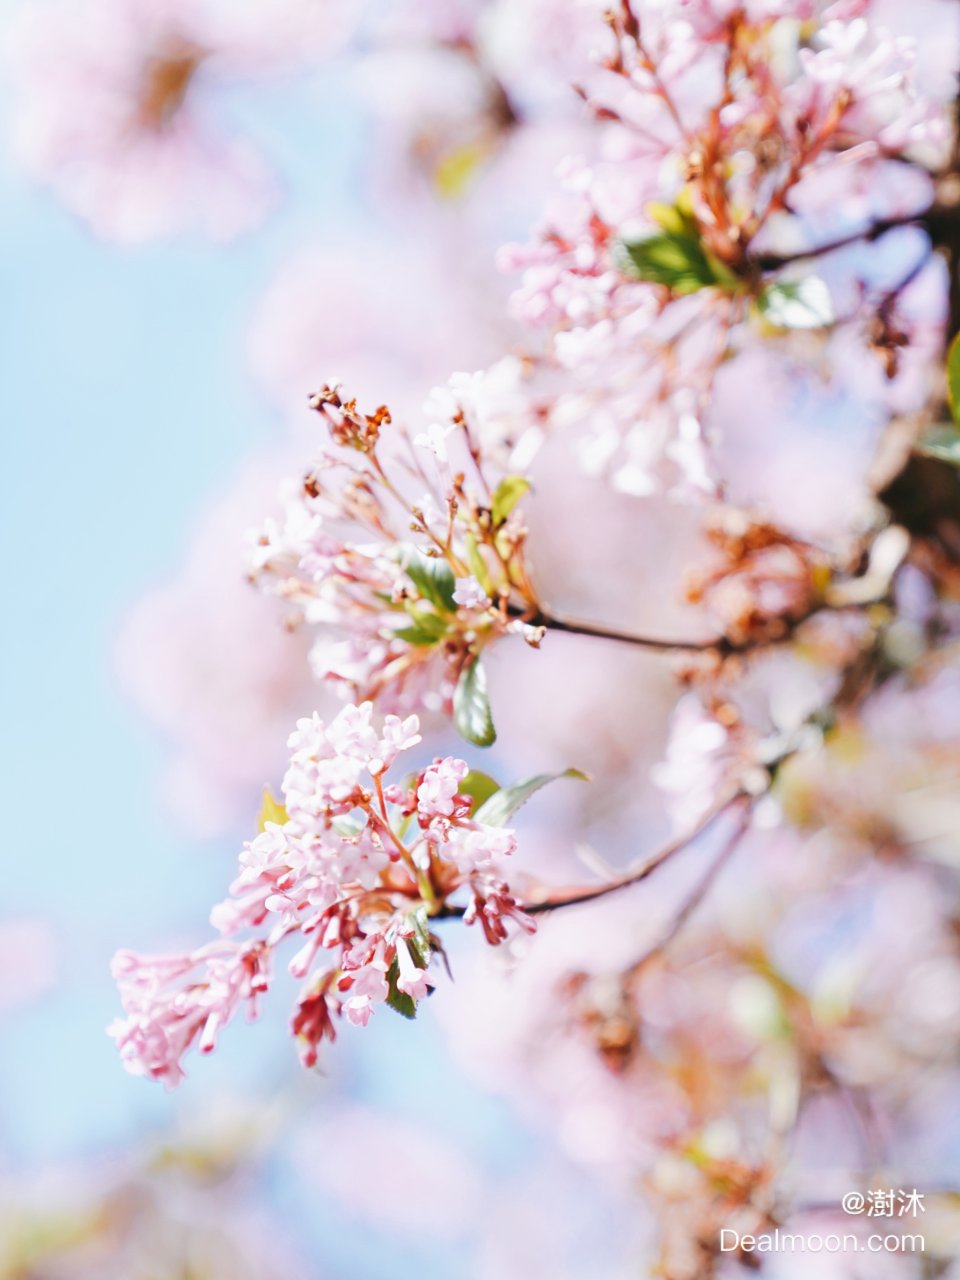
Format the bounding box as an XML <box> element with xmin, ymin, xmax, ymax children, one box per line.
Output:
<box><xmin>619</xmin><ymin>221</ymin><xmax>738</xmax><ymax>296</ymax></box>
<box><xmin>402</xmin><ymin>547</ymin><xmax>457</xmax><ymax>613</ymax></box>
<box><xmin>459</xmin><ymin>769</ymin><xmax>502</xmax><ymax>814</ymax></box>
<box><xmin>947</xmin><ymin>333</ymin><xmax>960</xmax><ymax>425</ymax></box>
<box><xmin>646</xmin><ymin>200</ymin><xmax>695</xmax><ymax>237</ymax></box>
<box><xmin>474</xmin><ymin>767</ymin><xmax>589</xmax><ymax>828</ymax></box>
<box><xmin>491</xmin><ymin>475</ymin><xmax>532</xmax><ymax>526</ymax></box>
<box><xmin>757</xmin><ymin>277</ymin><xmax>834</xmax><ymax>330</ymax></box>
<box><xmin>453</xmin><ymin>659</ymin><xmax>496</xmax><ymax>747</ymax></box>
<box><xmin>385</xmin><ymin>958</ymin><xmax>418</xmax><ymax>1019</ymax></box>
<box><xmin>646</xmin><ymin>187</ymin><xmax>698</xmax><ymax>237</ymax></box>
<box><xmin>620</xmin><ymin>231</ymin><xmax>720</xmax><ymax>294</ymax></box>
<box><xmin>392</xmin><ymin>623</ymin><xmax>444</xmax><ymax>646</ymax></box>
<box><xmin>464</xmin><ymin>532</ymin><xmax>493</xmax><ymax>594</ymax></box>
<box><xmin>392</xmin><ymin>605</ymin><xmax>449</xmax><ymax>646</ymax></box>
<box><xmin>408</xmin><ymin>907</ymin><xmax>432</xmax><ymax>966</ymax></box>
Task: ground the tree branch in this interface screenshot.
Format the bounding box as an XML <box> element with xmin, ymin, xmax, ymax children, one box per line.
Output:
<box><xmin>623</xmin><ymin>801</ymin><xmax>752</xmax><ymax>979</ymax></box>
<box><xmin>522</xmin><ymin>605</ymin><xmax>725</xmax><ymax>654</ymax></box>
<box><xmin>434</xmin><ymin>791</ymin><xmax>752</xmax><ymax>920</ymax></box>
<box><xmin>515</xmin><ymin>599</ymin><xmax>865</xmax><ymax>658</ymax></box>
<box><xmin>753</xmin><ymin>203</ymin><xmax>960</xmax><ymax>273</ymax></box>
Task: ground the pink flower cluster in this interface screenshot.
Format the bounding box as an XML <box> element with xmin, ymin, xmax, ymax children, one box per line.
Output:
<box><xmin>484</xmin><ymin>0</ymin><xmax>947</xmax><ymax>497</ymax></box>
<box><xmin>110</xmin><ymin>702</ymin><xmax>533</xmax><ymax>1086</ymax></box>
<box><xmin>251</xmin><ymin>473</ymin><xmax>451</xmax><ymax>716</ymax></box>
<box><xmin>250</xmin><ymin>386</ymin><xmax>542</xmax><ymax>730</ymax></box>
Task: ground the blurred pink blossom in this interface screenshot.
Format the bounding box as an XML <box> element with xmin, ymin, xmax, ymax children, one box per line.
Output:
<box><xmin>115</xmin><ymin>457</ymin><xmax>317</xmax><ymax>838</ymax></box>
<box><xmin>7</xmin><ymin>0</ymin><xmax>359</xmax><ymax>242</ymax></box>
<box><xmin>0</xmin><ymin>918</ymin><xmax>57</xmax><ymax>1015</ymax></box>
<box><xmin>247</xmin><ymin>238</ymin><xmax>506</xmax><ymax>421</ymax></box>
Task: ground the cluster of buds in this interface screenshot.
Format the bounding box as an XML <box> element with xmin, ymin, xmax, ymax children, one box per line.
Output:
<box><xmin>684</xmin><ymin>510</ymin><xmax>832</xmax><ymax>648</ymax></box>
<box><xmin>250</xmin><ymin>383</ymin><xmax>545</xmax><ymax>745</ymax></box>
<box><xmin>110</xmin><ymin>702</ymin><xmax>538</xmax><ymax>1086</ymax></box>
<box><xmin>496</xmin><ymin>0</ymin><xmax>946</xmax><ymax>496</ymax></box>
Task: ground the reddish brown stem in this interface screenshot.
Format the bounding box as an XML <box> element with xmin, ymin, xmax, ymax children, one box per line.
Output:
<box><xmin>435</xmin><ymin>791</ymin><xmax>752</xmax><ymax>920</ymax></box>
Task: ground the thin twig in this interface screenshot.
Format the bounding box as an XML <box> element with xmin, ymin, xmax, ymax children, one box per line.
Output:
<box><xmin>623</xmin><ymin>801</ymin><xmax>752</xmax><ymax>980</ymax></box>
<box><xmin>434</xmin><ymin>790</ymin><xmax>750</xmax><ymax>920</ymax></box>
<box><xmin>880</xmin><ymin>247</ymin><xmax>934</xmax><ymax>307</ymax></box>
<box><xmin>523</xmin><ymin>606</ymin><xmax>725</xmax><ymax>653</ymax></box>
<box><xmin>753</xmin><ymin>204</ymin><xmax>958</xmax><ymax>273</ymax></box>
<box><xmin>516</xmin><ymin>599</ymin><xmax>865</xmax><ymax>658</ymax></box>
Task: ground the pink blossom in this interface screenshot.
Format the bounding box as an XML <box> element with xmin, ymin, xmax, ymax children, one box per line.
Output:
<box><xmin>109</xmin><ymin>940</ymin><xmax>270</xmax><ymax>1088</ymax></box>
<box><xmin>291</xmin><ymin>1104</ymin><xmax>487</xmax><ymax>1240</ymax></box>
<box><xmin>464</xmin><ymin>882</ymin><xmax>537</xmax><ymax>946</ymax></box>
<box><xmin>0</xmin><ymin>919</ymin><xmax>57</xmax><ymax>1015</ymax></box>
<box><xmin>114</xmin><ymin>457</ymin><xmax>317</xmax><ymax>838</ymax></box>
<box><xmin>394</xmin><ymin>936</ymin><xmax>435</xmax><ymax>1002</ymax></box>
<box><xmin>371</xmin><ymin>713</ymin><xmax>423</xmax><ymax>774</ymax></box>
<box><xmin>479</xmin><ymin>1</ymin><xmax>949</xmax><ymax>498</ymax></box>
<box><xmin>651</xmin><ymin>697</ymin><xmax>740</xmax><ymax>833</ymax></box>
<box><xmin>478</xmin><ymin>0</ymin><xmax>613</xmax><ymax>115</ymax></box>
<box><xmin>111</xmin><ymin>703</ymin><xmax>533</xmax><ymax>1084</ymax></box>
<box><xmin>291</xmin><ymin>984</ymin><xmax>338</xmax><ymax>1066</ymax></box>
<box><xmin>422</xmin><ymin>358</ymin><xmax>543</xmax><ymax>465</ymax></box>
<box><xmin>353</xmin><ymin>1</ymin><xmax>603</xmax><ymax>236</ymax></box>
<box><xmin>337</xmin><ymin>959</ymin><xmax>390</xmax><ymax>1028</ymax></box>
<box><xmin>417</xmin><ymin>757</ymin><xmax>471</xmax><ymax>822</ymax></box>
<box><xmin>283</xmin><ymin>703</ymin><xmax>420</xmax><ymax>820</ymax></box>
<box><xmin>453</xmin><ymin>576</ymin><xmax>492</xmax><ymax>609</ymax></box>
<box><xmin>9</xmin><ymin>0</ymin><xmax>358</xmax><ymax>242</ymax></box>
<box><xmin>247</xmin><ymin>238</ymin><xmax>505</xmax><ymax>422</ymax></box>
<box><xmin>443</xmin><ymin>824</ymin><xmax>519</xmax><ymax>876</ymax></box>
<box><xmin>249</xmin><ymin>385</ymin><xmax>542</xmax><ymax>723</ymax></box>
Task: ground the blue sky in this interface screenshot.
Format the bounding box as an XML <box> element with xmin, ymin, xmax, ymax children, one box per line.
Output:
<box><xmin>0</xmin><ymin>70</ymin><xmax>374</xmax><ymax>1159</ymax></box>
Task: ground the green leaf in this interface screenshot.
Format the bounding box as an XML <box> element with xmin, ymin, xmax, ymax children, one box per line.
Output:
<box><xmin>402</xmin><ymin>548</ymin><xmax>457</xmax><ymax>613</ymax></box>
<box><xmin>491</xmin><ymin>475</ymin><xmax>532</xmax><ymax>526</ymax></box>
<box><xmin>405</xmin><ymin>605</ymin><xmax>450</xmax><ymax>636</ymax></box>
<box><xmin>757</xmin><ymin>277</ymin><xmax>834</xmax><ymax>330</ymax></box>
<box><xmin>385</xmin><ymin>958</ymin><xmax>417</xmax><ymax>1019</ymax></box>
<box><xmin>948</xmin><ymin>333</ymin><xmax>960</xmax><ymax>425</ymax></box>
<box><xmin>392</xmin><ymin>605</ymin><xmax>449</xmax><ymax>646</ymax></box>
<box><xmin>453</xmin><ymin>659</ymin><xmax>496</xmax><ymax>747</ymax></box>
<box><xmin>408</xmin><ymin>907</ymin><xmax>432</xmax><ymax>966</ymax></box>
<box><xmin>392</xmin><ymin>624</ymin><xmax>442</xmax><ymax>646</ymax></box>
<box><xmin>646</xmin><ymin>189</ymin><xmax>701</xmax><ymax>239</ymax></box>
<box><xmin>646</xmin><ymin>199</ymin><xmax>694</xmax><ymax>237</ymax></box>
<box><xmin>459</xmin><ymin>769</ymin><xmax>502</xmax><ymax>814</ymax></box>
<box><xmin>916</xmin><ymin>424</ymin><xmax>960</xmax><ymax>466</ymax></box>
<box><xmin>257</xmin><ymin>788</ymin><xmax>288</xmax><ymax>831</ymax></box>
<box><xmin>474</xmin><ymin>768</ymin><xmax>589</xmax><ymax>828</ymax></box>
<box><xmin>620</xmin><ymin>229</ymin><xmax>737</xmax><ymax>296</ymax></box>
<box><xmin>464</xmin><ymin>533</ymin><xmax>493</xmax><ymax>594</ymax></box>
